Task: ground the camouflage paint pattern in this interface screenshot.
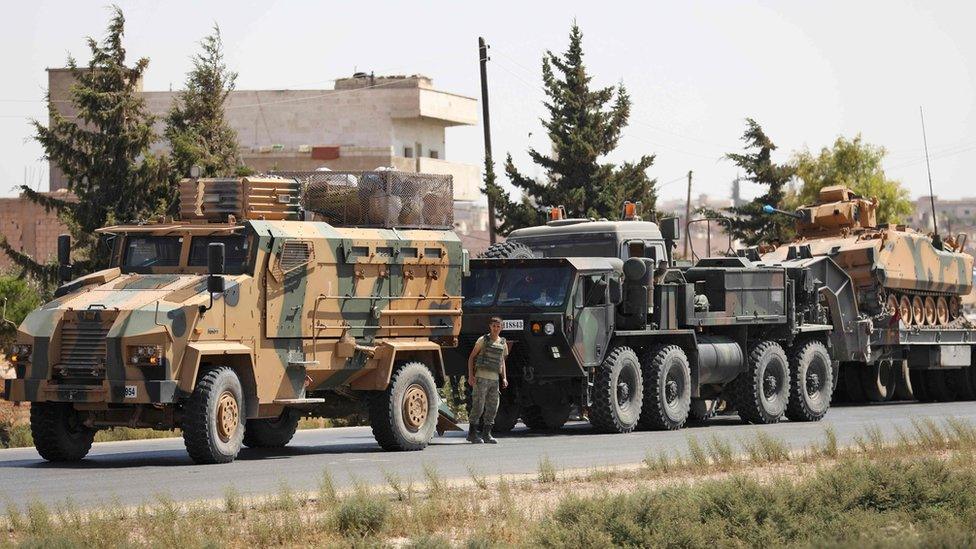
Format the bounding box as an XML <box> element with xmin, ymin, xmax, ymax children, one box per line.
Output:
<box><xmin>6</xmin><ymin>179</ymin><xmax>462</xmax><ymax>423</ymax></box>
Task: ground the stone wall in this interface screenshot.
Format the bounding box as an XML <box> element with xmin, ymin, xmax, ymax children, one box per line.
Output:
<box><xmin>0</xmin><ymin>192</ymin><xmax>71</xmax><ymax>273</ymax></box>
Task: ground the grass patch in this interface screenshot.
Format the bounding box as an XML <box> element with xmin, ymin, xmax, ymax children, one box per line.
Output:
<box><xmin>742</xmin><ymin>431</ymin><xmax>790</xmax><ymax>463</ymax></box>
<box><xmin>538</xmin><ymin>455</ymin><xmax>556</xmax><ymax>483</ymax></box>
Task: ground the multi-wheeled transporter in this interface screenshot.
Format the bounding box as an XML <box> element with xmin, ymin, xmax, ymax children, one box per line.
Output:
<box><xmin>5</xmin><ymin>171</ymin><xmax>464</xmax><ymax>463</ymax></box>
<box><xmin>445</xmin><ymin>205</ymin><xmax>867</xmax><ymax>432</ymax></box>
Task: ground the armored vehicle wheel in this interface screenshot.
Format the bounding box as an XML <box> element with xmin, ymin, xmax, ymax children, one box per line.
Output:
<box><xmin>909</xmin><ymin>370</ymin><xmax>931</xmax><ymax>402</ymax></box>
<box><xmin>952</xmin><ymin>367</ymin><xmax>976</xmax><ymax>400</ymax></box>
<box><xmin>860</xmin><ymin>360</ymin><xmax>897</xmax><ymax>402</ymax></box>
<box><xmin>637</xmin><ymin>345</ymin><xmax>691</xmax><ymax>430</ymax></box>
<box><xmin>924</xmin><ymin>370</ymin><xmax>958</xmax><ymax>402</ymax></box>
<box><xmin>182</xmin><ymin>367</ymin><xmax>246</xmax><ymax>464</ymax></box>
<box><xmin>369</xmin><ymin>361</ymin><xmax>438</xmax><ymax>451</ymax></box>
<box><xmin>923</xmin><ymin>296</ymin><xmax>937</xmax><ymax>326</ymax></box>
<box><xmin>243</xmin><ymin>408</ymin><xmax>301</xmax><ymax>448</ymax></box>
<box><xmin>936</xmin><ymin>296</ymin><xmax>949</xmax><ymax>326</ymax></box>
<box><xmin>589</xmin><ymin>345</ymin><xmax>643</xmax><ymax>433</ymax></box>
<box><xmin>786</xmin><ymin>340</ymin><xmax>833</xmax><ymax>422</ymax></box>
<box><xmin>735</xmin><ymin>341</ymin><xmax>790</xmax><ymax>425</ymax></box>
<box><xmin>911</xmin><ymin>296</ymin><xmax>925</xmax><ymax>326</ymax></box>
<box><xmin>899</xmin><ymin>295</ymin><xmax>913</xmax><ymax>326</ymax></box>
<box><xmin>949</xmin><ymin>296</ymin><xmax>961</xmax><ymax>320</ymax></box>
<box><xmin>885</xmin><ymin>294</ymin><xmax>899</xmax><ymax>316</ymax></box>
<box><xmin>520</xmin><ymin>403</ymin><xmax>571</xmax><ymax>431</ymax></box>
<box><xmin>479</xmin><ymin>241</ymin><xmax>534</xmax><ymax>259</ymax></box>
<box><xmin>30</xmin><ymin>402</ymin><xmax>95</xmax><ymax>462</ymax></box>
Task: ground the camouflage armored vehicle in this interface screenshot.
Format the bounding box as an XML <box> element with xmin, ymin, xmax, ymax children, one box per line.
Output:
<box><xmin>445</xmin><ymin>204</ymin><xmax>867</xmax><ymax>432</ymax></box>
<box><xmin>5</xmin><ymin>172</ymin><xmax>463</xmax><ymax>463</ymax></box>
<box><xmin>762</xmin><ymin>186</ymin><xmax>976</xmax><ymax>403</ymax></box>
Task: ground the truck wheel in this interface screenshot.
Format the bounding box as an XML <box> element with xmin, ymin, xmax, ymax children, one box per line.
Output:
<box><xmin>520</xmin><ymin>403</ymin><xmax>571</xmax><ymax>431</ymax></box>
<box><xmin>735</xmin><ymin>341</ymin><xmax>790</xmax><ymax>425</ymax></box>
<box><xmin>637</xmin><ymin>345</ymin><xmax>690</xmax><ymax>430</ymax></box>
<box><xmin>841</xmin><ymin>364</ymin><xmax>867</xmax><ymax>403</ymax></box>
<box><xmin>369</xmin><ymin>362</ymin><xmax>438</xmax><ymax>451</ymax></box>
<box><xmin>924</xmin><ymin>370</ymin><xmax>958</xmax><ymax>402</ymax></box>
<box><xmin>860</xmin><ymin>360</ymin><xmax>897</xmax><ymax>402</ymax></box>
<box><xmin>493</xmin><ymin>388</ymin><xmax>520</xmax><ymax>433</ymax></box>
<box><xmin>909</xmin><ymin>370</ymin><xmax>931</xmax><ymax>402</ymax></box>
<box><xmin>590</xmin><ymin>346</ymin><xmax>643</xmax><ymax>433</ymax></box>
<box><xmin>243</xmin><ymin>408</ymin><xmax>301</xmax><ymax>448</ymax></box>
<box><xmin>953</xmin><ymin>367</ymin><xmax>976</xmax><ymax>401</ymax></box>
<box><xmin>182</xmin><ymin>367</ymin><xmax>246</xmax><ymax>464</ymax></box>
<box><xmin>479</xmin><ymin>241</ymin><xmax>534</xmax><ymax>259</ymax></box>
<box><xmin>893</xmin><ymin>361</ymin><xmax>915</xmax><ymax>401</ymax></box>
<box><xmin>689</xmin><ymin>399</ymin><xmax>718</xmax><ymax>423</ymax></box>
<box><xmin>30</xmin><ymin>402</ymin><xmax>95</xmax><ymax>462</ymax></box>
<box><xmin>785</xmin><ymin>340</ymin><xmax>833</xmax><ymax>422</ymax></box>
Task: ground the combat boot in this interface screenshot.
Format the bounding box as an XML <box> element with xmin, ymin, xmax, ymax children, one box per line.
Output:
<box><xmin>467</xmin><ymin>424</ymin><xmax>483</xmax><ymax>443</ymax></box>
<box><xmin>481</xmin><ymin>423</ymin><xmax>497</xmax><ymax>444</ymax></box>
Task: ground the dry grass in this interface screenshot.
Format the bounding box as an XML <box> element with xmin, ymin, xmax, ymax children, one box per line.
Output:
<box><xmin>2</xmin><ymin>418</ymin><xmax>976</xmax><ymax>547</ymax></box>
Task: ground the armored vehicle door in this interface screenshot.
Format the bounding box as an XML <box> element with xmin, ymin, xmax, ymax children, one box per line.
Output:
<box><xmin>570</xmin><ymin>272</ymin><xmax>614</xmax><ymax>366</ymax></box>
<box><xmin>265</xmin><ymin>238</ymin><xmax>318</xmax><ymax>338</ymax></box>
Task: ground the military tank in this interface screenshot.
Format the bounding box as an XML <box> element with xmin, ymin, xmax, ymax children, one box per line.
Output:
<box><xmin>763</xmin><ymin>185</ymin><xmax>973</xmax><ymax>328</ymax></box>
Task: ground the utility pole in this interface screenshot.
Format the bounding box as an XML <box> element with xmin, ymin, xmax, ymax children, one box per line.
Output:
<box><xmin>479</xmin><ymin>37</ymin><xmax>498</xmax><ymax>245</ymax></box>
<box><xmin>683</xmin><ymin>170</ymin><xmax>693</xmax><ymax>259</ymax></box>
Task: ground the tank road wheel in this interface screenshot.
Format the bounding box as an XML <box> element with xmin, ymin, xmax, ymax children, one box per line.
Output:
<box><xmin>949</xmin><ymin>296</ymin><xmax>961</xmax><ymax>320</ymax></box>
<box><xmin>182</xmin><ymin>367</ymin><xmax>246</xmax><ymax>464</ymax></box>
<box><xmin>735</xmin><ymin>341</ymin><xmax>790</xmax><ymax>425</ymax></box>
<box><xmin>479</xmin><ymin>241</ymin><xmax>535</xmax><ymax>259</ymax></box>
<box><xmin>911</xmin><ymin>296</ymin><xmax>925</xmax><ymax>327</ymax></box>
<box><xmin>860</xmin><ymin>360</ymin><xmax>898</xmax><ymax>402</ymax></box>
<box><xmin>936</xmin><ymin>296</ymin><xmax>949</xmax><ymax>326</ymax></box>
<box><xmin>923</xmin><ymin>296</ymin><xmax>937</xmax><ymax>326</ymax></box>
<box><xmin>369</xmin><ymin>362</ymin><xmax>438</xmax><ymax>451</ymax></box>
<box><xmin>899</xmin><ymin>295</ymin><xmax>914</xmax><ymax>326</ymax></box>
<box><xmin>924</xmin><ymin>370</ymin><xmax>958</xmax><ymax>402</ymax></box>
<box><xmin>637</xmin><ymin>345</ymin><xmax>691</xmax><ymax>431</ymax></box>
<box><xmin>885</xmin><ymin>294</ymin><xmax>899</xmax><ymax>317</ymax></box>
<box><xmin>786</xmin><ymin>340</ymin><xmax>833</xmax><ymax>422</ymax></box>
<box><xmin>30</xmin><ymin>402</ymin><xmax>96</xmax><ymax>462</ymax></box>
<box><xmin>243</xmin><ymin>408</ymin><xmax>301</xmax><ymax>448</ymax></box>
<box><xmin>590</xmin><ymin>346</ymin><xmax>643</xmax><ymax>433</ymax></box>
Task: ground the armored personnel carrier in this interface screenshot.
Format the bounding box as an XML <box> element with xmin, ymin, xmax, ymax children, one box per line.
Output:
<box><xmin>762</xmin><ymin>186</ymin><xmax>976</xmax><ymax>403</ymax></box>
<box><xmin>5</xmin><ymin>172</ymin><xmax>464</xmax><ymax>464</ymax></box>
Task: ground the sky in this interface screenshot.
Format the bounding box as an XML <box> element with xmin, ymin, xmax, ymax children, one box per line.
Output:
<box><xmin>2</xmin><ymin>0</ymin><xmax>974</xmax><ymax>206</ymax></box>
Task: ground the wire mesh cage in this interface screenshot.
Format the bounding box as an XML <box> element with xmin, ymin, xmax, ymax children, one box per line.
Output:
<box><xmin>270</xmin><ymin>170</ymin><xmax>454</xmax><ymax>229</ymax></box>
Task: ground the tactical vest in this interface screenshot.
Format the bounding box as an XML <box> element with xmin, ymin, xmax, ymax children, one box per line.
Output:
<box><xmin>475</xmin><ymin>335</ymin><xmax>506</xmax><ymax>375</ymax></box>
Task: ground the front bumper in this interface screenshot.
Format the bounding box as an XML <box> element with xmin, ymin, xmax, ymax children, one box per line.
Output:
<box><xmin>4</xmin><ymin>379</ymin><xmax>179</xmax><ymax>404</ymax></box>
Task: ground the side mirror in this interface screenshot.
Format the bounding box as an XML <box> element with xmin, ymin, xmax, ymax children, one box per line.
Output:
<box><xmin>206</xmin><ymin>243</ymin><xmax>226</xmax><ymax>294</ymax></box>
<box><xmin>57</xmin><ymin>234</ymin><xmax>72</xmax><ymax>282</ymax></box>
<box><xmin>609</xmin><ymin>278</ymin><xmax>623</xmax><ymax>304</ymax></box>
<box><xmin>659</xmin><ymin>217</ymin><xmax>680</xmax><ymax>241</ymax></box>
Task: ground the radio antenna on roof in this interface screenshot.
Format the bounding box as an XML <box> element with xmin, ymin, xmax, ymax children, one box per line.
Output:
<box><xmin>919</xmin><ymin>106</ymin><xmax>941</xmax><ymax>248</ymax></box>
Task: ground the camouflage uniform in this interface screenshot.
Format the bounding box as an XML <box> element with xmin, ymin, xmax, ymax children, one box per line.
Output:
<box><xmin>469</xmin><ymin>334</ymin><xmax>506</xmax><ymax>442</ymax></box>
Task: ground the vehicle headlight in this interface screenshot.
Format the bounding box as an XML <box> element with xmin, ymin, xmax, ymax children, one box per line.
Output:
<box><xmin>9</xmin><ymin>344</ymin><xmax>32</xmax><ymax>363</ymax></box>
<box><xmin>543</xmin><ymin>322</ymin><xmax>556</xmax><ymax>336</ymax></box>
<box><xmin>128</xmin><ymin>345</ymin><xmax>163</xmax><ymax>365</ymax></box>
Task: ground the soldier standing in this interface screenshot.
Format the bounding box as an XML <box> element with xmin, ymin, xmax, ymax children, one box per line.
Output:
<box><xmin>466</xmin><ymin>317</ymin><xmax>508</xmax><ymax>443</ymax></box>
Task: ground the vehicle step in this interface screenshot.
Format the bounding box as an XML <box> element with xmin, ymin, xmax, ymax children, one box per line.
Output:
<box><xmin>273</xmin><ymin>398</ymin><xmax>325</xmax><ymax>406</ymax></box>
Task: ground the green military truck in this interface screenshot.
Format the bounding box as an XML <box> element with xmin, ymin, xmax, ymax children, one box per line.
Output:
<box><xmin>5</xmin><ymin>172</ymin><xmax>465</xmax><ymax>464</ymax></box>
<box><xmin>445</xmin><ymin>205</ymin><xmax>868</xmax><ymax>432</ymax></box>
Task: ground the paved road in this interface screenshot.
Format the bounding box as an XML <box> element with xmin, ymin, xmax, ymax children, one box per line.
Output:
<box><xmin>2</xmin><ymin>401</ymin><xmax>975</xmax><ymax>508</ymax></box>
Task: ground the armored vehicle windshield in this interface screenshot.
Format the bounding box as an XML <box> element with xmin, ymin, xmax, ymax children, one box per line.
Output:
<box><xmin>110</xmin><ymin>228</ymin><xmax>255</xmax><ymax>275</ymax></box>
<box><xmin>464</xmin><ymin>264</ymin><xmax>573</xmax><ymax>308</ymax></box>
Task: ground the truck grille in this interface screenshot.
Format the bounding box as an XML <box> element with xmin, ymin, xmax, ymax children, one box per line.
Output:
<box><xmin>58</xmin><ymin>320</ymin><xmax>110</xmax><ymax>384</ymax></box>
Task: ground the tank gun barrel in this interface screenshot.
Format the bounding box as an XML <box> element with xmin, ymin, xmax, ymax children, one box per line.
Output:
<box><xmin>762</xmin><ymin>204</ymin><xmax>802</xmax><ymax>219</ymax></box>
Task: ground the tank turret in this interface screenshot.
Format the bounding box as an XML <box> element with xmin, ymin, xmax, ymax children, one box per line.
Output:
<box><xmin>763</xmin><ymin>186</ymin><xmax>973</xmax><ymax>327</ymax></box>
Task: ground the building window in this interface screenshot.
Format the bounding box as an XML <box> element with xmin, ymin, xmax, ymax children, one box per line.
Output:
<box><xmin>429</xmin><ymin>150</ymin><xmax>439</xmax><ymax>159</ymax></box>
<box><xmin>403</xmin><ymin>147</ymin><xmax>413</xmax><ymax>158</ymax></box>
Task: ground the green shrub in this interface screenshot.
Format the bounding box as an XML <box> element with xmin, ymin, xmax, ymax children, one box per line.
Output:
<box><xmin>333</xmin><ymin>493</ymin><xmax>390</xmax><ymax>537</ymax></box>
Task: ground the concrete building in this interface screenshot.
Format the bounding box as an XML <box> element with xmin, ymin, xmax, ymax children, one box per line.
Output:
<box><xmin>0</xmin><ymin>191</ymin><xmax>71</xmax><ymax>272</ymax></box>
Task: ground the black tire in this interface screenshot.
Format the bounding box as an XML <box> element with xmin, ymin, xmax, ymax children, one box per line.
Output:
<box><xmin>493</xmin><ymin>387</ymin><xmax>520</xmax><ymax>433</ymax></box>
<box><xmin>479</xmin><ymin>241</ymin><xmax>535</xmax><ymax>259</ymax></box>
<box><xmin>243</xmin><ymin>408</ymin><xmax>301</xmax><ymax>448</ymax></box>
<box><xmin>893</xmin><ymin>361</ymin><xmax>914</xmax><ymax>401</ymax></box>
<box><xmin>637</xmin><ymin>345</ymin><xmax>691</xmax><ymax>430</ymax></box>
<box><xmin>589</xmin><ymin>346</ymin><xmax>643</xmax><ymax>433</ymax></box>
<box><xmin>519</xmin><ymin>403</ymin><xmax>570</xmax><ymax>431</ymax></box>
<box><xmin>30</xmin><ymin>402</ymin><xmax>95</xmax><ymax>462</ymax></box>
<box><xmin>860</xmin><ymin>360</ymin><xmax>897</xmax><ymax>402</ymax></box>
<box><xmin>785</xmin><ymin>340</ymin><xmax>833</xmax><ymax>422</ymax></box>
<box><xmin>182</xmin><ymin>367</ymin><xmax>246</xmax><ymax>464</ymax></box>
<box><xmin>924</xmin><ymin>370</ymin><xmax>958</xmax><ymax>402</ymax></box>
<box><xmin>688</xmin><ymin>399</ymin><xmax>718</xmax><ymax>423</ymax></box>
<box><xmin>953</xmin><ymin>367</ymin><xmax>976</xmax><ymax>401</ymax></box>
<box><xmin>369</xmin><ymin>362</ymin><xmax>438</xmax><ymax>451</ymax></box>
<box><xmin>909</xmin><ymin>370</ymin><xmax>932</xmax><ymax>402</ymax></box>
<box><xmin>841</xmin><ymin>364</ymin><xmax>868</xmax><ymax>403</ymax></box>
<box><xmin>735</xmin><ymin>341</ymin><xmax>790</xmax><ymax>425</ymax></box>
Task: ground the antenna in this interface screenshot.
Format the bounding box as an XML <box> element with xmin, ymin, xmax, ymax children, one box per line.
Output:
<box><xmin>920</xmin><ymin>106</ymin><xmax>940</xmax><ymax>244</ymax></box>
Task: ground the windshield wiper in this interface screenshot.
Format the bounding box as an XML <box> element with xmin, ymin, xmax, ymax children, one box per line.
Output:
<box><xmin>498</xmin><ymin>297</ymin><xmax>535</xmax><ymax>305</ymax></box>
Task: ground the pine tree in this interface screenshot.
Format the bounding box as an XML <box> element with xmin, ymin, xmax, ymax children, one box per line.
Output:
<box><xmin>0</xmin><ymin>6</ymin><xmax>173</xmax><ymax>283</ymax></box>
<box><xmin>165</xmin><ymin>25</ymin><xmax>240</xmax><ymax>179</ymax></box>
<box><xmin>493</xmin><ymin>23</ymin><xmax>656</xmax><ymax>234</ymax></box>
<box><xmin>712</xmin><ymin>119</ymin><xmax>796</xmax><ymax>247</ymax></box>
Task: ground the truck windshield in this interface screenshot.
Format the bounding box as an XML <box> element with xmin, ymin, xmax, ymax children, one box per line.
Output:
<box><xmin>123</xmin><ymin>236</ymin><xmax>182</xmax><ymax>268</ymax></box>
<box><xmin>464</xmin><ymin>266</ymin><xmax>572</xmax><ymax>308</ymax></box>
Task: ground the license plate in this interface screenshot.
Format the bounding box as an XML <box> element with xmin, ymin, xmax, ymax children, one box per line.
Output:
<box><xmin>502</xmin><ymin>319</ymin><xmax>523</xmax><ymax>331</ymax></box>
<box><xmin>124</xmin><ymin>385</ymin><xmax>137</xmax><ymax>399</ymax></box>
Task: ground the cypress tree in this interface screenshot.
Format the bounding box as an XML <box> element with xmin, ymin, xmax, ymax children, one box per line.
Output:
<box><xmin>0</xmin><ymin>6</ymin><xmax>173</xmax><ymax>283</ymax></box>
<box><xmin>493</xmin><ymin>23</ymin><xmax>656</xmax><ymax>233</ymax></box>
